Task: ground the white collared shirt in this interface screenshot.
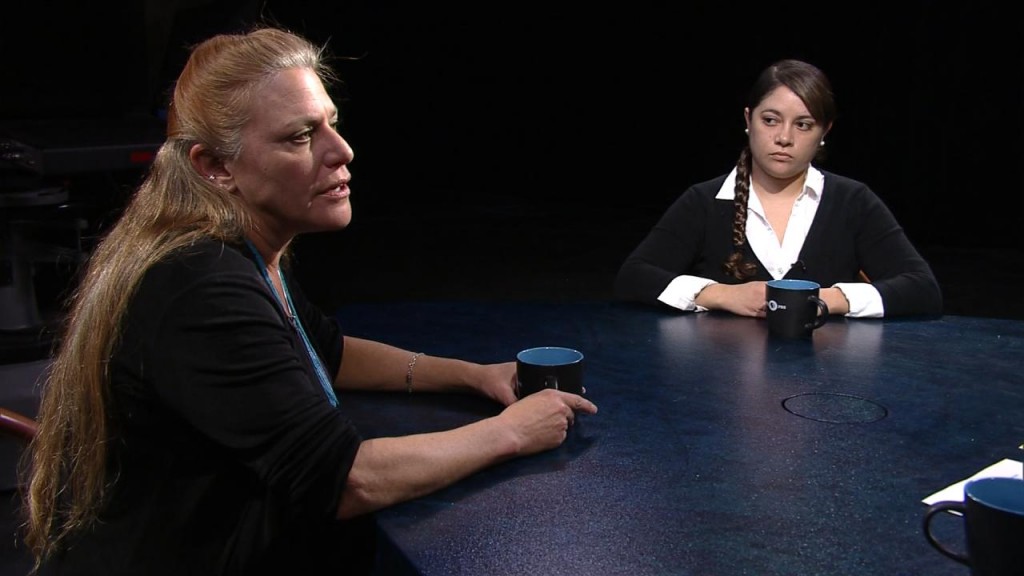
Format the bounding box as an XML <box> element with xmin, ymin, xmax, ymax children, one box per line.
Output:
<box><xmin>657</xmin><ymin>166</ymin><xmax>884</xmax><ymax>317</ymax></box>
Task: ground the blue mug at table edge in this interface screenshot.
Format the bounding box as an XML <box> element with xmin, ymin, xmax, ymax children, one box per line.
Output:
<box><xmin>923</xmin><ymin>476</ymin><xmax>1024</xmax><ymax>569</ymax></box>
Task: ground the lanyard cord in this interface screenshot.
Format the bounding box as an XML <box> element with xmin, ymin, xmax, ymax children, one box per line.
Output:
<box><xmin>245</xmin><ymin>240</ymin><xmax>339</xmax><ymax>407</ymax></box>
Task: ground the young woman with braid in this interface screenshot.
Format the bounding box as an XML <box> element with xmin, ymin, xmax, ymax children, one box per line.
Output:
<box><xmin>614</xmin><ymin>59</ymin><xmax>941</xmax><ymax>318</ymax></box>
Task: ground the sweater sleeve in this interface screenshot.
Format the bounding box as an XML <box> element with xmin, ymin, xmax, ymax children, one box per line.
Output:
<box><xmin>852</xmin><ymin>186</ymin><xmax>943</xmax><ymax>316</ymax></box>
<box><xmin>614</xmin><ymin>185</ymin><xmax>715</xmax><ymax>306</ymax></box>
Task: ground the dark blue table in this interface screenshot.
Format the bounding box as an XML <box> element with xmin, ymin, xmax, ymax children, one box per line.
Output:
<box><xmin>335</xmin><ymin>300</ymin><xmax>1024</xmax><ymax>576</ymax></box>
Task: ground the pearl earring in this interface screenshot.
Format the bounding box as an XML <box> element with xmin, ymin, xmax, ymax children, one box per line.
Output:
<box><xmin>820</xmin><ymin>140</ymin><xmax>826</xmax><ymax>147</ymax></box>
<box><xmin>744</xmin><ymin>128</ymin><xmax>749</xmax><ymax>135</ymax></box>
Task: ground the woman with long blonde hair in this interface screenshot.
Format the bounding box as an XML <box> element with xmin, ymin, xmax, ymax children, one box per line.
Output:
<box><xmin>25</xmin><ymin>26</ymin><xmax>596</xmax><ymax>575</ymax></box>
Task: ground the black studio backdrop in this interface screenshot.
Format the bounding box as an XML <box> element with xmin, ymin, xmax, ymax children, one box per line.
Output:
<box><xmin>2</xmin><ymin>1</ymin><xmax>1021</xmax><ymax>267</ymax></box>
<box><xmin>209</xmin><ymin>2</ymin><xmax>1024</xmax><ymax>250</ymax></box>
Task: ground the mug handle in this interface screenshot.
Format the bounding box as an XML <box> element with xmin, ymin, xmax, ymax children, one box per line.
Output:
<box><xmin>922</xmin><ymin>501</ymin><xmax>971</xmax><ymax>566</ymax></box>
<box><xmin>805</xmin><ymin>296</ymin><xmax>829</xmax><ymax>330</ymax></box>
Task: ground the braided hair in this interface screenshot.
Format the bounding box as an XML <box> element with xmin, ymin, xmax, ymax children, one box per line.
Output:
<box><xmin>723</xmin><ymin>146</ymin><xmax>759</xmax><ymax>279</ymax></box>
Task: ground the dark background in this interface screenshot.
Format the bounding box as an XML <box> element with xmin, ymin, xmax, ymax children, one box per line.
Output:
<box><xmin>2</xmin><ymin>0</ymin><xmax>1021</xmax><ymax>318</ymax></box>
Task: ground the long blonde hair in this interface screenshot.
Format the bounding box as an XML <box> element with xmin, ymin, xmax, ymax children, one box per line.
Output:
<box><xmin>24</xmin><ymin>26</ymin><xmax>334</xmax><ymax>566</ymax></box>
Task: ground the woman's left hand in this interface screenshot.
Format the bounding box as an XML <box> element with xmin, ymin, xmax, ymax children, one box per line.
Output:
<box><xmin>472</xmin><ymin>362</ymin><xmax>518</xmax><ymax>406</ymax></box>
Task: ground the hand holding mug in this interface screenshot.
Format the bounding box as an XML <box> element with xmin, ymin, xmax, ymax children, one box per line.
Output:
<box><xmin>471</xmin><ymin>361</ymin><xmax>519</xmax><ymax>406</ymax></box>
<box><xmin>500</xmin><ymin>389</ymin><xmax>598</xmax><ymax>455</ymax></box>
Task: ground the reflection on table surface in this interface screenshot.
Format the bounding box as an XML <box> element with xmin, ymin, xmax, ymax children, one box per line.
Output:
<box><xmin>336</xmin><ymin>300</ymin><xmax>1024</xmax><ymax>576</ymax></box>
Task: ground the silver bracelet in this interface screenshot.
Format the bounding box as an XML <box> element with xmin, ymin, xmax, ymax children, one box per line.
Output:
<box><xmin>405</xmin><ymin>352</ymin><xmax>424</xmax><ymax>394</ymax></box>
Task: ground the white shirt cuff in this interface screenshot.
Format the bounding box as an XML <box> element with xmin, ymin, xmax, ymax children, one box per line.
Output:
<box><xmin>833</xmin><ymin>282</ymin><xmax>885</xmax><ymax>318</ymax></box>
<box><xmin>658</xmin><ymin>276</ymin><xmax>717</xmax><ymax>312</ymax></box>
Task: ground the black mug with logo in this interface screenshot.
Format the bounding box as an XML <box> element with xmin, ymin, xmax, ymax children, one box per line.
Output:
<box><xmin>765</xmin><ymin>279</ymin><xmax>829</xmax><ymax>339</ymax></box>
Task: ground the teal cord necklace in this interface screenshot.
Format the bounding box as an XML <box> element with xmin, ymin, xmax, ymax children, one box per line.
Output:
<box><xmin>245</xmin><ymin>239</ymin><xmax>339</xmax><ymax>407</ymax></box>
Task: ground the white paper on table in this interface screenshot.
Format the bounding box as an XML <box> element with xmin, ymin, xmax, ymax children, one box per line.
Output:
<box><xmin>922</xmin><ymin>458</ymin><xmax>1024</xmax><ymax>506</ymax></box>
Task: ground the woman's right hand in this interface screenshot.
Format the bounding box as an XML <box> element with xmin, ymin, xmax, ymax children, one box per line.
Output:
<box><xmin>696</xmin><ymin>281</ymin><xmax>768</xmax><ymax>317</ymax></box>
<box><xmin>498</xmin><ymin>389</ymin><xmax>598</xmax><ymax>455</ymax></box>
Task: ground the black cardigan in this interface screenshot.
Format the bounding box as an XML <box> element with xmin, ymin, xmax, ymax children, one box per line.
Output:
<box><xmin>614</xmin><ymin>170</ymin><xmax>942</xmax><ymax>317</ymax></box>
<box><xmin>45</xmin><ymin>239</ymin><xmax>365</xmax><ymax>576</ymax></box>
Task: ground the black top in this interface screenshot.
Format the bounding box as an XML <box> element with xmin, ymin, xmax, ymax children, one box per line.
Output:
<box><xmin>44</xmin><ymin>239</ymin><xmax>365</xmax><ymax>576</ymax></box>
<box><xmin>614</xmin><ymin>171</ymin><xmax>942</xmax><ymax>317</ymax></box>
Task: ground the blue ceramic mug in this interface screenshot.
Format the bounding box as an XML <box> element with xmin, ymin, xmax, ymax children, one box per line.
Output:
<box><xmin>765</xmin><ymin>279</ymin><xmax>829</xmax><ymax>339</ymax></box>
<box><xmin>923</xmin><ymin>476</ymin><xmax>1024</xmax><ymax>575</ymax></box>
<box><xmin>515</xmin><ymin>346</ymin><xmax>584</xmax><ymax>398</ymax></box>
